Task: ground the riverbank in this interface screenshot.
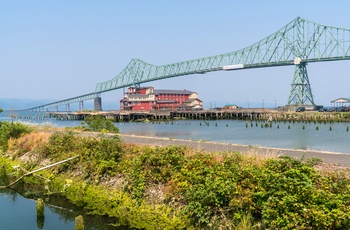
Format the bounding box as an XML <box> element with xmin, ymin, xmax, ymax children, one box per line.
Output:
<box><xmin>2</xmin><ymin>122</ymin><xmax>350</xmax><ymax>229</ymax></box>
<box><xmin>120</xmin><ymin>134</ymin><xmax>350</xmax><ymax>169</ymax></box>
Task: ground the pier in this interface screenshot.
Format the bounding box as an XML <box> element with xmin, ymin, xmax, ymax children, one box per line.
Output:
<box><xmin>47</xmin><ymin>109</ymin><xmax>278</xmax><ymax>122</ymax></box>
<box><xmin>45</xmin><ymin>108</ymin><xmax>350</xmax><ymax>123</ymax></box>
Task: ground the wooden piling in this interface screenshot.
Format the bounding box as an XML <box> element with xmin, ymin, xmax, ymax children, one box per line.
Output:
<box><xmin>0</xmin><ymin>165</ymin><xmax>7</xmax><ymax>179</ymax></box>
<box><xmin>75</xmin><ymin>215</ymin><xmax>84</xmax><ymax>230</ymax></box>
<box><xmin>36</xmin><ymin>198</ymin><xmax>45</xmax><ymax>217</ymax></box>
<box><xmin>0</xmin><ymin>165</ymin><xmax>9</xmax><ymax>185</ymax></box>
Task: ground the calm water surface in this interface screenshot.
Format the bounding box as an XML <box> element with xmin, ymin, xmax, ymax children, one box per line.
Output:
<box><xmin>0</xmin><ymin>189</ymin><xmax>75</xmax><ymax>230</ymax></box>
<box><xmin>1</xmin><ymin>111</ymin><xmax>350</xmax><ymax>153</ymax></box>
<box><xmin>116</xmin><ymin>120</ymin><xmax>350</xmax><ymax>153</ymax></box>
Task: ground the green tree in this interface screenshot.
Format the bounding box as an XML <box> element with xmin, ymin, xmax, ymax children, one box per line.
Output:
<box><xmin>81</xmin><ymin>115</ymin><xmax>119</xmax><ymax>133</ymax></box>
<box><xmin>0</xmin><ymin>107</ymin><xmax>3</xmax><ymax>113</ymax></box>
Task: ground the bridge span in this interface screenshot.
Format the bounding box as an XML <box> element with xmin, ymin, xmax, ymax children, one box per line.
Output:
<box><xmin>27</xmin><ymin>17</ymin><xmax>350</xmax><ymax>112</ymax></box>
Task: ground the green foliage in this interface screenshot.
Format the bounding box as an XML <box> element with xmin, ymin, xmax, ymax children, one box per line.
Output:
<box><xmin>171</xmin><ymin>153</ymin><xmax>261</xmax><ymax>226</ymax></box>
<box><xmin>80</xmin><ymin>115</ymin><xmax>119</xmax><ymax>133</ymax></box>
<box><xmin>0</xmin><ymin>107</ymin><xmax>3</xmax><ymax>113</ymax></box>
<box><xmin>0</xmin><ymin>157</ymin><xmax>19</xmax><ymax>174</ymax></box>
<box><xmin>0</xmin><ymin>122</ymin><xmax>32</xmax><ymax>151</ymax></box>
<box><xmin>119</xmin><ymin>145</ymin><xmax>187</xmax><ymax>201</ymax></box>
<box><xmin>63</xmin><ymin>181</ymin><xmax>190</xmax><ymax>229</ymax></box>
<box><xmin>40</xmin><ymin>131</ymin><xmax>77</xmax><ymax>158</ymax></box>
<box><xmin>4</xmin><ymin>131</ymin><xmax>350</xmax><ymax>229</ymax></box>
<box><xmin>254</xmin><ymin>156</ymin><xmax>350</xmax><ymax>229</ymax></box>
<box><xmin>168</xmin><ymin>154</ymin><xmax>350</xmax><ymax>229</ymax></box>
<box><xmin>39</xmin><ymin>131</ymin><xmax>122</xmax><ymax>179</ymax></box>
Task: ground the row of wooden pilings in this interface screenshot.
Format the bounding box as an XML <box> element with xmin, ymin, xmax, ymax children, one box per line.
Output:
<box><xmin>47</xmin><ymin>110</ymin><xmax>266</xmax><ymax>121</ymax></box>
<box><xmin>46</xmin><ymin>109</ymin><xmax>350</xmax><ymax>123</ymax></box>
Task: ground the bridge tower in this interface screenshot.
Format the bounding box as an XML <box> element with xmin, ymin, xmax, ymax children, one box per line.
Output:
<box><xmin>287</xmin><ymin>62</ymin><xmax>314</xmax><ymax>106</ymax></box>
<box><xmin>94</xmin><ymin>97</ymin><xmax>102</xmax><ymax>111</ymax></box>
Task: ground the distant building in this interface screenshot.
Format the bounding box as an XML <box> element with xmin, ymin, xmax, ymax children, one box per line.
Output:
<box><xmin>222</xmin><ymin>104</ymin><xmax>238</xmax><ymax>109</ymax></box>
<box><xmin>120</xmin><ymin>86</ymin><xmax>203</xmax><ymax>111</ymax></box>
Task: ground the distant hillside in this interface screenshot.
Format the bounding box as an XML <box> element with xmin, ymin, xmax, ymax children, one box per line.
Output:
<box><xmin>0</xmin><ymin>98</ymin><xmax>119</xmax><ymax>111</ymax></box>
<box><xmin>0</xmin><ymin>98</ymin><xmax>55</xmax><ymax>110</ymax></box>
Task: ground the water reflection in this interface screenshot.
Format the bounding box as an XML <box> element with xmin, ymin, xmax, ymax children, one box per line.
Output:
<box><xmin>0</xmin><ymin>180</ymin><xmax>130</xmax><ymax>230</ymax></box>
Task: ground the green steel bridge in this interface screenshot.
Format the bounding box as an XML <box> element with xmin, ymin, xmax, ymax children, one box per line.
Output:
<box><xmin>29</xmin><ymin>17</ymin><xmax>350</xmax><ymax>111</ymax></box>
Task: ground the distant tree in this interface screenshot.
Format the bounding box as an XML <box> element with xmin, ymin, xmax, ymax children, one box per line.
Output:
<box><xmin>81</xmin><ymin>115</ymin><xmax>119</xmax><ymax>133</ymax></box>
<box><xmin>0</xmin><ymin>107</ymin><xmax>3</xmax><ymax>113</ymax></box>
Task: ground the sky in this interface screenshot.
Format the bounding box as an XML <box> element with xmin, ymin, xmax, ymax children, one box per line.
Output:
<box><xmin>1</xmin><ymin>0</ymin><xmax>350</xmax><ymax>109</ymax></box>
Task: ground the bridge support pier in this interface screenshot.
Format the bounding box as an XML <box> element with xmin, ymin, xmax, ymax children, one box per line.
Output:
<box><xmin>66</xmin><ymin>104</ymin><xmax>70</xmax><ymax>112</ymax></box>
<box><xmin>287</xmin><ymin>62</ymin><xmax>315</xmax><ymax>106</ymax></box>
<box><xmin>79</xmin><ymin>101</ymin><xmax>84</xmax><ymax>111</ymax></box>
<box><xmin>94</xmin><ymin>97</ymin><xmax>102</xmax><ymax>111</ymax></box>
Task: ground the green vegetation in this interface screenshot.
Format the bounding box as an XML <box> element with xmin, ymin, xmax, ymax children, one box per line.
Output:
<box><xmin>80</xmin><ymin>115</ymin><xmax>119</xmax><ymax>133</ymax></box>
<box><xmin>1</xmin><ymin>124</ymin><xmax>350</xmax><ymax>229</ymax></box>
<box><xmin>0</xmin><ymin>121</ymin><xmax>32</xmax><ymax>152</ymax></box>
<box><xmin>39</xmin><ymin>131</ymin><xmax>122</xmax><ymax>179</ymax></box>
<box><xmin>0</xmin><ymin>107</ymin><xmax>3</xmax><ymax>113</ymax></box>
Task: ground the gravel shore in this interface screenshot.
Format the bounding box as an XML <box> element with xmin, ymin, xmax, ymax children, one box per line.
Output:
<box><xmin>121</xmin><ymin>134</ymin><xmax>350</xmax><ymax>168</ymax></box>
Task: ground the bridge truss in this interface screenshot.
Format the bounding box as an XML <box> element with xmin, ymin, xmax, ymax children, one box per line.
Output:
<box><xmin>29</xmin><ymin>17</ymin><xmax>350</xmax><ymax>111</ymax></box>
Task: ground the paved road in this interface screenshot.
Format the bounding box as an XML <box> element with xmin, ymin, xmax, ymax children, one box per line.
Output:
<box><xmin>120</xmin><ymin>134</ymin><xmax>350</xmax><ymax>168</ymax></box>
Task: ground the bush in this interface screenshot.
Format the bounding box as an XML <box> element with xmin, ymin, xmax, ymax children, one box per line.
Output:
<box><xmin>5</xmin><ymin>129</ymin><xmax>350</xmax><ymax>229</ymax></box>
<box><xmin>80</xmin><ymin>115</ymin><xmax>119</xmax><ymax>133</ymax></box>
<box><xmin>39</xmin><ymin>131</ymin><xmax>123</xmax><ymax>179</ymax></box>
<box><xmin>0</xmin><ymin>122</ymin><xmax>32</xmax><ymax>151</ymax></box>
<box><xmin>171</xmin><ymin>152</ymin><xmax>261</xmax><ymax>226</ymax></box>
<box><xmin>254</xmin><ymin>156</ymin><xmax>350</xmax><ymax>229</ymax></box>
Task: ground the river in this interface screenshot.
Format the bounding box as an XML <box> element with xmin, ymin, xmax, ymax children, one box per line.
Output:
<box><xmin>1</xmin><ymin>111</ymin><xmax>350</xmax><ymax>153</ymax></box>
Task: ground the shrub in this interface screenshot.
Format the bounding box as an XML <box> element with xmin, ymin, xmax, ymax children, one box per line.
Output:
<box><xmin>0</xmin><ymin>122</ymin><xmax>32</xmax><ymax>151</ymax></box>
<box><xmin>39</xmin><ymin>131</ymin><xmax>123</xmax><ymax>179</ymax></box>
<box><xmin>4</xmin><ymin>129</ymin><xmax>350</xmax><ymax>229</ymax></box>
<box><xmin>8</xmin><ymin>132</ymin><xmax>50</xmax><ymax>153</ymax></box>
<box><xmin>39</xmin><ymin>131</ymin><xmax>77</xmax><ymax>158</ymax></box>
<box><xmin>80</xmin><ymin>115</ymin><xmax>119</xmax><ymax>133</ymax></box>
<box><xmin>171</xmin><ymin>152</ymin><xmax>261</xmax><ymax>226</ymax></box>
<box><xmin>254</xmin><ymin>156</ymin><xmax>350</xmax><ymax>229</ymax></box>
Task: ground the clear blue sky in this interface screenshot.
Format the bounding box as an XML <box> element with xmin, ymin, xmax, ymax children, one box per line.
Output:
<box><xmin>1</xmin><ymin>0</ymin><xmax>350</xmax><ymax>109</ymax></box>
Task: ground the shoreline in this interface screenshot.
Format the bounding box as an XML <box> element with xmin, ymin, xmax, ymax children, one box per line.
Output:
<box><xmin>120</xmin><ymin>134</ymin><xmax>350</xmax><ymax>168</ymax></box>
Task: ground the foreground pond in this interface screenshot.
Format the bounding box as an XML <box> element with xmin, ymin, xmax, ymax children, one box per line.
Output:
<box><xmin>0</xmin><ymin>189</ymin><xmax>75</xmax><ymax>230</ymax></box>
<box><xmin>0</xmin><ymin>188</ymin><xmax>130</xmax><ymax>230</ymax></box>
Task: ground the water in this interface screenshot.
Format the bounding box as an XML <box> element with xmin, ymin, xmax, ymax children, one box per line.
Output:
<box><xmin>0</xmin><ymin>185</ymin><xmax>123</xmax><ymax>230</ymax></box>
<box><xmin>116</xmin><ymin>120</ymin><xmax>350</xmax><ymax>153</ymax></box>
<box><xmin>0</xmin><ymin>189</ymin><xmax>75</xmax><ymax>230</ymax></box>
<box><xmin>1</xmin><ymin>111</ymin><xmax>350</xmax><ymax>153</ymax></box>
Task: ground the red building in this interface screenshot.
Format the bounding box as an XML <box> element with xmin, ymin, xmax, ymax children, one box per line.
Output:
<box><xmin>120</xmin><ymin>86</ymin><xmax>203</xmax><ymax>111</ymax></box>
